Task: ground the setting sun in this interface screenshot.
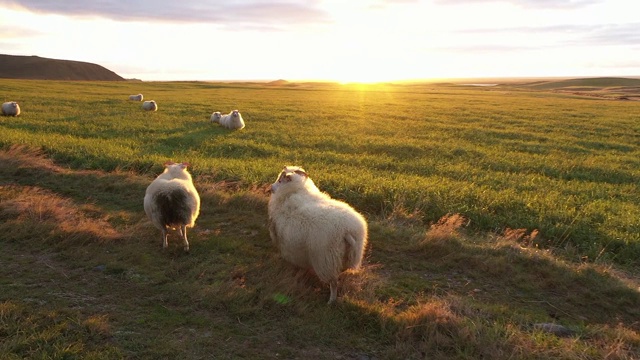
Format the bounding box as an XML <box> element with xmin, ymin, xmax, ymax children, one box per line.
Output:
<box><xmin>0</xmin><ymin>0</ymin><xmax>637</xmax><ymax>81</ymax></box>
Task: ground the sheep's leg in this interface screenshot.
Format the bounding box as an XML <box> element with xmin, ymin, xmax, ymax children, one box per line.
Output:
<box><xmin>328</xmin><ymin>279</ymin><xmax>338</xmax><ymax>304</ymax></box>
<box><xmin>162</xmin><ymin>228</ymin><xmax>169</xmax><ymax>249</ymax></box>
<box><xmin>181</xmin><ymin>225</ymin><xmax>190</xmax><ymax>252</ymax></box>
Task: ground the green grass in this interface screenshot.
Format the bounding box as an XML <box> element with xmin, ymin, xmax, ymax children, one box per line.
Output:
<box><xmin>0</xmin><ymin>79</ymin><xmax>639</xmax><ymax>359</ymax></box>
<box><xmin>2</xmin><ymin>79</ymin><xmax>639</xmax><ymax>263</ymax></box>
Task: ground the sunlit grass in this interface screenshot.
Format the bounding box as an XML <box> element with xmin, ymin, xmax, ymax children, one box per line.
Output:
<box><xmin>2</xmin><ymin>79</ymin><xmax>639</xmax><ymax>263</ymax></box>
<box><xmin>0</xmin><ymin>79</ymin><xmax>639</xmax><ymax>358</ymax></box>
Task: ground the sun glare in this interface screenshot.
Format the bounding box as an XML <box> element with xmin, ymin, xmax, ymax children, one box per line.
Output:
<box><xmin>314</xmin><ymin>1</ymin><xmax>446</xmax><ymax>84</ymax></box>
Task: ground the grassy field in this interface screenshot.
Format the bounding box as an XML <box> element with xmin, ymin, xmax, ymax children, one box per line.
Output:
<box><xmin>0</xmin><ymin>79</ymin><xmax>639</xmax><ymax>359</ymax></box>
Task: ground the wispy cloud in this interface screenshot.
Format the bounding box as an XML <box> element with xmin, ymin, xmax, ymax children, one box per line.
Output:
<box><xmin>0</xmin><ymin>24</ymin><xmax>43</xmax><ymax>38</ymax></box>
<box><xmin>434</xmin><ymin>0</ymin><xmax>600</xmax><ymax>8</ymax></box>
<box><xmin>431</xmin><ymin>44</ymin><xmax>535</xmax><ymax>53</ymax></box>
<box><xmin>578</xmin><ymin>23</ymin><xmax>640</xmax><ymax>47</ymax></box>
<box><xmin>0</xmin><ymin>0</ymin><xmax>331</xmax><ymax>27</ymax></box>
<box><xmin>454</xmin><ymin>23</ymin><xmax>640</xmax><ymax>48</ymax></box>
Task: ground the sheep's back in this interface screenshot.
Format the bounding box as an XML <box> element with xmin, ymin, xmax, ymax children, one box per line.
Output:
<box><xmin>269</xmin><ymin>193</ymin><xmax>365</xmax><ymax>269</ymax></box>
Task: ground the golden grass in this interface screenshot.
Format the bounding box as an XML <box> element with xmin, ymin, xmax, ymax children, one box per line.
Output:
<box><xmin>1</xmin><ymin>129</ymin><xmax>639</xmax><ymax>358</ymax></box>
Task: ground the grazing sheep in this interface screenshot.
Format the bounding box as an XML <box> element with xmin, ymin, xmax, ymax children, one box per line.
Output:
<box><xmin>210</xmin><ymin>111</ymin><xmax>222</xmax><ymax>123</ymax></box>
<box><xmin>2</xmin><ymin>101</ymin><xmax>20</xmax><ymax>116</ymax></box>
<box><xmin>219</xmin><ymin>110</ymin><xmax>245</xmax><ymax>130</ymax></box>
<box><xmin>129</xmin><ymin>94</ymin><xmax>143</xmax><ymax>101</ymax></box>
<box><xmin>268</xmin><ymin>166</ymin><xmax>368</xmax><ymax>304</ymax></box>
<box><xmin>142</xmin><ymin>100</ymin><xmax>158</xmax><ymax>111</ymax></box>
<box><xmin>144</xmin><ymin>162</ymin><xmax>200</xmax><ymax>252</ymax></box>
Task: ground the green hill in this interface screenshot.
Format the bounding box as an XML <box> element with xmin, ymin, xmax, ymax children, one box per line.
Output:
<box><xmin>522</xmin><ymin>77</ymin><xmax>640</xmax><ymax>90</ymax></box>
<box><xmin>0</xmin><ymin>54</ymin><xmax>124</xmax><ymax>81</ymax></box>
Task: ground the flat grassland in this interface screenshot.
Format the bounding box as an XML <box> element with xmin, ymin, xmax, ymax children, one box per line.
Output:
<box><xmin>0</xmin><ymin>79</ymin><xmax>638</xmax><ymax>359</ymax></box>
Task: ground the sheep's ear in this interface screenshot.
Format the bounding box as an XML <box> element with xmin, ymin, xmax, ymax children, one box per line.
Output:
<box><xmin>180</xmin><ymin>162</ymin><xmax>190</xmax><ymax>169</ymax></box>
<box><xmin>294</xmin><ymin>169</ymin><xmax>307</xmax><ymax>178</ymax></box>
<box><xmin>164</xmin><ymin>161</ymin><xmax>175</xmax><ymax>166</ymax></box>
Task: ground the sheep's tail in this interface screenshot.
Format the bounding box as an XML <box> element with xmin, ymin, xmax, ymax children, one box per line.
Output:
<box><xmin>155</xmin><ymin>188</ymin><xmax>191</xmax><ymax>228</ymax></box>
<box><xmin>344</xmin><ymin>232</ymin><xmax>365</xmax><ymax>270</ymax></box>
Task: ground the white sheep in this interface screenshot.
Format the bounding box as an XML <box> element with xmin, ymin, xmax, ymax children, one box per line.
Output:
<box><xmin>268</xmin><ymin>166</ymin><xmax>368</xmax><ymax>304</ymax></box>
<box><xmin>210</xmin><ymin>111</ymin><xmax>222</xmax><ymax>123</ymax></box>
<box><xmin>129</xmin><ymin>94</ymin><xmax>143</xmax><ymax>101</ymax></box>
<box><xmin>143</xmin><ymin>162</ymin><xmax>201</xmax><ymax>252</ymax></box>
<box><xmin>219</xmin><ymin>109</ymin><xmax>245</xmax><ymax>130</ymax></box>
<box><xmin>2</xmin><ymin>101</ymin><xmax>20</xmax><ymax>116</ymax></box>
<box><xmin>142</xmin><ymin>100</ymin><xmax>158</xmax><ymax>111</ymax></box>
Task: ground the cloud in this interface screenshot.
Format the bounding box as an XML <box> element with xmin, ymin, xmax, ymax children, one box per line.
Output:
<box><xmin>433</xmin><ymin>0</ymin><xmax>600</xmax><ymax>9</ymax></box>
<box><xmin>0</xmin><ymin>24</ymin><xmax>43</xmax><ymax>38</ymax></box>
<box><xmin>454</xmin><ymin>23</ymin><xmax>640</xmax><ymax>48</ymax></box>
<box><xmin>431</xmin><ymin>44</ymin><xmax>535</xmax><ymax>53</ymax></box>
<box><xmin>0</xmin><ymin>0</ymin><xmax>331</xmax><ymax>27</ymax></box>
<box><xmin>578</xmin><ymin>23</ymin><xmax>640</xmax><ymax>47</ymax></box>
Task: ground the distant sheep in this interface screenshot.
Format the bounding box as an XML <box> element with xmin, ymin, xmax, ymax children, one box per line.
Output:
<box><xmin>142</xmin><ymin>100</ymin><xmax>158</xmax><ymax>111</ymax></box>
<box><xmin>219</xmin><ymin>110</ymin><xmax>245</xmax><ymax>130</ymax></box>
<box><xmin>2</xmin><ymin>101</ymin><xmax>20</xmax><ymax>116</ymax></box>
<box><xmin>129</xmin><ymin>94</ymin><xmax>143</xmax><ymax>101</ymax></box>
<box><xmin>210</xmin><ymin>111</ymin><xmax>222</xmax><ymax>123</ymax></box>
<box><xmin>144</xmin><ymin>162</ymin><xmax>201</xmax><ymax>252</ymax></box>
<box><xmin>268</xmin><ymin>166</ymin><xmax>368</xmax><ymax>304</ymax></box>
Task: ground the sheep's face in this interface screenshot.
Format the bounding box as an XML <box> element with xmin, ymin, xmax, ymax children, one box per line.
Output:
<box><xmin>163</xmin><ymin>161</ymin><xmax>191</xmax><ymax>180</ymax></box>
<box><xmin>232</xmin><ymin>110</ymin><xmax>240</xmax><ymax>118</ymax></box>
<box><xmin>10</xmin><ymin>102</ymin><xmax>17</xmax><ymax>109</ymax></box>
<box><xmin>270</xmin><ymin>166</ymin><xmax>308</xmax><ymax>193</ymax></box>
<box><xmin>211</xmin><ymin>112</ymin><xmax>222</xmax><ymax>121</ymax></box>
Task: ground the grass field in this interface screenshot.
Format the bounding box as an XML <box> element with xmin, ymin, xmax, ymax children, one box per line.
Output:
<box><xmin>0</xmin><ymin>79</ymin><xmax>639</xmax><ymax>359</ymax></box>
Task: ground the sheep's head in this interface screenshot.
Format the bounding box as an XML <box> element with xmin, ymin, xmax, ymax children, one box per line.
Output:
<box><xmin>232</xmin><ymin>110</ymin><xmax>240</xmax><ymax>118</ymax></box>
<box><xmin>211</xmin><ymin>112</ymin><xmax>222</xmax><ymax>122</ymax></box>
<box><xmin>162</xmin><ymin>161</ymin><xmax>192</xmax><ymax>181</ymax></box>
<box><xmin>270</xmin><ymin>166</ymin><xmax>308</xmax><ymax>194</ymax></box>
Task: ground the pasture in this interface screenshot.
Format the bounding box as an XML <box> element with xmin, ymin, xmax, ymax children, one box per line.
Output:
<box><xmin>0</xmin><ymin>79</ymin><xmax>638</xmax><ymax>359</ymax></box>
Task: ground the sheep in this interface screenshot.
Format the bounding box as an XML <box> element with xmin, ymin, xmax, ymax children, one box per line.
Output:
<box><xmin>142</xmin><ymin>100</ymin><xmax>158</xmax><ymax>111</ymax></box>
<box><xmin>219</xmin><ymin>109</ymin><xmax>245</xmax><ymax>130</ymax></box>
<box><xmin>210</xmin><ymin>111</ymin><xmax>222</xmax><ymax>123</ymax></box>
<box><xmin>129</xmin><ymin>94</ymin><xmax>143</xmax><ymax>101</ymax></box>
<box><xmin>2</xmin><ymin>101</ymin><xmax>20</xmax><ymax>116</ymax></box>
<box><xmin>267</xmin><ymin>166</ymin><xmax>368</xmax><ymax>304</ymax></box>
<box><xmin>143</xmin><ymin>162</ymin><xmax>200</xmax><ymax>252</ymax></box>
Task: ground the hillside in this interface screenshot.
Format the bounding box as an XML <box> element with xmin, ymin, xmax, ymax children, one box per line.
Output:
<box><xmin>503</xmin><ymin>77</ymin><xmax>640</xmax><ymax>100</ymax></box>
<box><xmin>0</xmin><ymin>54</ymin><xmax>124</xmax><ymax>81</ymax></box>
<box><xmin>521</xmin><ymin>77</ymin><xmax>640</xmax><ymax>90</ymax></box>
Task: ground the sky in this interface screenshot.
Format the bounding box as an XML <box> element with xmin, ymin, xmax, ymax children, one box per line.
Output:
<box><xmin>0</xmin><ymin>0</ymin><xmax>638</xmax><ymax>82</ymax></box>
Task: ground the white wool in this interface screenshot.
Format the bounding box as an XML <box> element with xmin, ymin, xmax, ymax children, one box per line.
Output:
<box><xmin>143</xmin><ymin>162</ymin><xmax>200</xmax><ymax>251</ymax></box>
<box><xmin>268</xmin><ymin>166</ymin><xmax>368</xmax><ymax>304</ymax></box>
<box><xmin>2</xmin><ymin>101</ymin><xmax>20</xmax><ymax>116</ymax></box>
<box><xmin>210</xmin><ymin>111</ymin><xmax>222</xmax><ymax>123</ymax></box>
<box><xmin>142</xmin><ymin>100</ymin><xmax>157</xmax><ymax>111</ymax></box>
<box><xmin>219</xmin><ymin>110</ymin><xmax>245</xmax><ymax>130</ymax></box>
<box><xmin>129</xmin><ymin>94</ymin><xmax>143</xmax><ymax>101</ymax></box>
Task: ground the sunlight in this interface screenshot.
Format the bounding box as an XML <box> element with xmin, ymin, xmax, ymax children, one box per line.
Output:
<box><xmin>314</xmin><ymin>1</ymin><xmax>449</xmax><ymax>83</ymax></box>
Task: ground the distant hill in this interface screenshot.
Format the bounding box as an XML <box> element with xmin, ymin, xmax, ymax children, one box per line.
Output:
<box><xmin>510</xmin><ymin>77</ymin><xmax>640</xmax><ymax>101</ymax></box>
<box><xmin>521</xmin><ymin>77</ymin><xmax>640</xmax><ymax>90</ymax></box>
<box><xmin>0</xmin><ymin>54</ymin><xmax>124</xmax><ymax>81</ymax></box>
<box><xmin>266</xmin><ymin>79</ymin><xmax>289</xmax><ymax>85</ymax></box>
